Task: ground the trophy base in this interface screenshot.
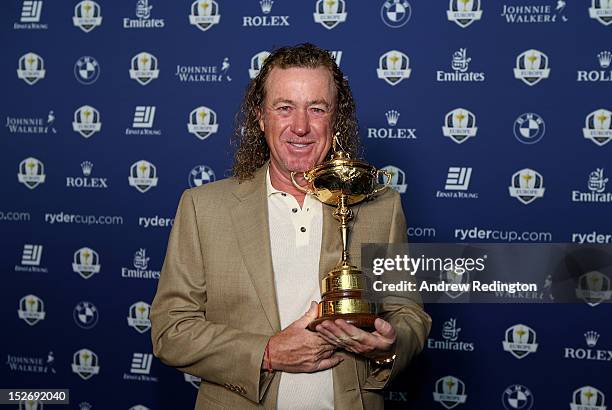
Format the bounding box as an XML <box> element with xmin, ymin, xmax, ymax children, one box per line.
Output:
<box><xmin>308</xmin><ymin>313</ymin><xmax>377</xmax><ymax>332</ymax></box>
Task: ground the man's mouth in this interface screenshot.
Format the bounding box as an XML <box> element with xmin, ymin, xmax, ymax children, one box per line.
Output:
<box><xmin>287</xmin><ymin>141</ymin><xmax>315</xmax><ymax>149</ymax></box>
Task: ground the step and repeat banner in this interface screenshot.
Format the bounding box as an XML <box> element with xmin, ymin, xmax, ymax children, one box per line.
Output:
<box><xmin>1</xmin><ymin>0</ymin><xmax>611</xmax><ymax>409</ymax></box>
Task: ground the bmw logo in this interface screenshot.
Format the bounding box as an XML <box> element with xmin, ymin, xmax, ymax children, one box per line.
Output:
<box><xmin>513</xmin><ymin>113</ymin><xmax>545</xmax><ymax>144</ymax></box>
<box><xmin>74</xmin><ymin>56</ymin><xmax>101</xmax><ymax>85</ymax></box>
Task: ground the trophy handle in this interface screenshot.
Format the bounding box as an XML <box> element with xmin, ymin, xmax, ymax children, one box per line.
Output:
<box><xmin>290</xmin><ymin>171</ymin><xmax>315</xmax><ymax>195</ymax></box>
<box><xmin>372</xmin><ymin>169</ymin><xmax>392</xmax><ymax>195</ymax></box>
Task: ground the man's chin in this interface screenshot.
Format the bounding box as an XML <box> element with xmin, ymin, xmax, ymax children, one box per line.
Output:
<box><xmin>285</xmin><ymin>159</ymin><xmax>318</xmax><ymax>174</ymax></box>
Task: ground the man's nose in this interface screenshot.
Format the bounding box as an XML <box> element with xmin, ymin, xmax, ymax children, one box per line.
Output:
<box><xmin>290</xmin><ymin>109</ymin><xmax>310</xmax><ymax>136</ymax></box>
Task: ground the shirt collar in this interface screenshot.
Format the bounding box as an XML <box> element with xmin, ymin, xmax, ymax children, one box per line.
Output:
<box><xmin>266</xmin><ymin>165</ymin><xmax>286</xmax><ymax>197</ymax></box>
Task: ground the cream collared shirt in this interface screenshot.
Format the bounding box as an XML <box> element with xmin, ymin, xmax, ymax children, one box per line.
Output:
<box><xmin>266</xmin><ymin>168</ymin><xmax>334</xmax><ymax>410</ymax></box>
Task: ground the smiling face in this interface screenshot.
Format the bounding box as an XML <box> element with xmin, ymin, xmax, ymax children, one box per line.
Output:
<box><xmin>259</xmin><ymin>66</ymin><xmax>336</xmax><ymax>179</ymax></box>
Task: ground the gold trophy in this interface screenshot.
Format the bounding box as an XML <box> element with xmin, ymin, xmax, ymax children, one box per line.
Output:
<box><xmin>291</xmin><ymin>135</ymin><xmax>391</xmax><ymax>330</ymax></box>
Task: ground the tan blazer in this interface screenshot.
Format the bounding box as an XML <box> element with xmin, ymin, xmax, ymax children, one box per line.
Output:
<box><xmin>150</xmin><ymin>165</ymin><xmax>431</xmax><ymax>410</ymax></box>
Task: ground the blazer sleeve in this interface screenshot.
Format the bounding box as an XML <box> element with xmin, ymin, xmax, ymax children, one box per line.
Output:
<box><xmin>150</xmin><ymin>189</ymin><xmax>274</xmax><ymax>403</ymax></box>
<box><xmin>362</xmin><ymin>192</ymin><xmax>432</xmax><ymax>389</ymax></box>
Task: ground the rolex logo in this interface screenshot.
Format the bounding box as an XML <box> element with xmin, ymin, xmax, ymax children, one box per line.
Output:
<box><xmin>260</xmin><ymin>0</ymin><xmax>273</xmax><ymax>14</ymax></box>
<box><xmin>67</xmin><ymin>161</ymin><xmax>108</xmax><ymax>189</ymax></box>
<box><xmin>81</xmin><ymin>161</ymin><xmax>93</xmax><ymax>176</ymax></box>
<box><xmin>243</xmin><ymin>0</ymin><xmax>288</xmax><ymax>26</ymax></box>
<box><xmin>598</xmin><ymin>51</ymin><xmax>612</xmax><ymax>68</ymax></box>
<box><xmin>585</xmin><ymin>331</ymin><xmax>600</xmax><ymax>347</ymax></box>
<box><xmin>367</xmin><ymin>110</ymin><xmax>416</xmax><ymax>141</ymax></box>
<box><xmin>385</xmin><ymin>110</ymin><xmax>400</xmax><ymax>126</ymax></box>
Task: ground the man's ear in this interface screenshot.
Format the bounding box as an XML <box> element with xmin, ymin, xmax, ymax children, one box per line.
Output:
<box><xmin>257</xmin><ymin>109</ymin><xmax>265</xmax><ymax>133</ymax></box>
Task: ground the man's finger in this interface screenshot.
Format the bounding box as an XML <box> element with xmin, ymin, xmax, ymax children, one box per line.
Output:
<box><xmin>315</xmin><ymin>324</ymin><xmax>343</xmax><ymax>346</ymax></box>
<box><xmin>334</xmin><ymin>319</ymin><xmax>378</xmax><ymax>347</ymax></box>
<box><xmin>316</xmin><ymin>354</ymin><xmax>344</xmax><ymax>371</ymax></box>
<box><xmin>374</xmin><ymin>318</ymin><xmax>396</xmax><ymax>340</ymax></box>
<box><xmin>292</xmin><ymin>301</ymin><xmax>319</xmax><ymax>328</ymax></box>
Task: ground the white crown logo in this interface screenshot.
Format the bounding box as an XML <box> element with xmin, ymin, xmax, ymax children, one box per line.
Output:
<box><xmin>585</xmin><ymin>331</ymin><xmax>600</xmax><ymax>347</ymax></box>
<box><xmin>385</xmin><ymin>110</ymin><xmax>400</xmax><ymax>126</ymax></box>
<box><xmin>80</xmin><ymin>161</ymin><xmax>93</xmax><ymax>176</ymax></box>
<box><xmin>260</xmin><ymin>0</ymin><xmax>273</xmax><ymax>14</ymax></box>
<box><xmin>598</xmin><ymin>51</ymin><xmax>612</xmax><ymax>69</ymax></box>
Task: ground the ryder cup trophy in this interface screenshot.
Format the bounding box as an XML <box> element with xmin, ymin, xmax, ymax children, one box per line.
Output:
<box><xmin>291</xmin><ymin>135</ymin><xmax>391</xmax><ymax>330</ymax></box>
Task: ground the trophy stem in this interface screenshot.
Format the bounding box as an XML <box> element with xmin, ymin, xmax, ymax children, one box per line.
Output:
<box><xmin>333</xmin><ymin>194</ymin><xmax>354</xmax><ymax>266</ymax></box>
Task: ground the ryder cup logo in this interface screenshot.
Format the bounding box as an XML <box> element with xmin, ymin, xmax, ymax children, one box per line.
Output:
<box><xmin>72</xmin><ymin>348</ymin><xmax>100</xmax><ymax>380</ymax></box>
<box><xmin>589</xmin><ymin>0</ymin><xmax>612</xmax><ymax>25</ymax></box>
<box><xmin>570</xmin><ymin>386</ymin><xmax>607</xmax><ymax>410</ymax></box>
<box><xmin>20</xmin><ymin>400</ymin><xmax>45</xmax><ymax>410</ymax></box>
<box><xmin>129</xmin><ymin>160</ymin><xmax>158</xmax><ymax>193</ymax></box>
<box><xmin>130</xmin><ymin>52</ymin><xmax>159</xmax><ymax>85</ymax></box>
<box><xmin>188</xmin><ymin>106</ymin><xmax>219</xmax><ymax>140</ymax></box>
<box><xmin>18</xmin><ymin>157</ymin><xmax>46</xmax><ymax>189</ymax></box>
<box><xmin>313</xmin><ymin>0</ymin><xmax>347</xmax><ymax>30</ymax></box>
<box><xmin>503</xmin><ymin>324</ymin><xmax>538</xmax><ymax>359</ymax></box>
<box><xmin>440</xmin><ymin>269</ymin><xmax>471</xmax><ymax>298</ymax></box>
<box><xmin>127</xmin><ymin>301</ymin><xmax>151</xmax><ymax>333</ymax></box>
<box><xmin>381</xmin><ymin>165</ymin><xmax>407</xmax><ymax>193</ymax></box>
<box><xmin>249</xmin><ymin>51</ymin><xmax>270</xmax><ymax>79</ymax></box>
<box><xmin>73</xmin><ymin>1</ymin><xmax>103</xmax><ymax>33</ymax></box>
<box><xmin>72</xmin><ymin>247</ymin><xmax>101</xmax><ymax>279</ymax></box>
<box><xmin>509</xmin><ymin>168</ymin><xmax>545</xmax><ymax>205</ymax></box>
<box><xmin>17</xmin><ymin>52</ymin><xmax>45</xmax><ymax>85</ymax></box>
<box><xmin>74</xmin><ymin>56</ymin><xmax>100</xmax><ymax>85</ymax></box>
<box><xmin>18</xmin><ymin>294</ymin><xmax>46</xmax><ymax>326</ymax></box>
<box><xmin>576</xmin><ymin>271</ymin><xmax>611</xmax><ymax>307</ymax></box>
<box><xmin>513</xmin><ymin>113</ymin><xmax>545</xmax><ymax>144</ymax></box>
<box><xmin>381</xmin><ymin>0</ymin><xmax>411</xmax><ymax>28</ymax></box>
<box><xmin>447</xmin><ymin>0</ymin><xmax>483</xmax><ymax>28</ymax></box>
<box><xmin>433</xmin><ymin>376</ymin><xmax>468</xmax><ymax>409</ymax></box>
<box><xmin>189</xmin><ymin>165</ymin><xmax>216</xmax><ymax>188</ymax></box>
<box><xmin>514</xmin><ymin>49</ymin><xmax>550</xmax><ymax>86</ymax></box>
<box><xmin>583</xmin><ymin>109</ymin><xmax>612</xmax><ymax>146</ymax></box>
<box><xmin>502</xmin><ymin>384</ymin><xmax>534</xmax><ymax>410</ymax></box>
<box><xmin>189</xmin><ymin>0</ymin><xmax>221</xmax><ymax>32</ymax></box>
<box><xmin>73</xmin><ymin>301</ymin><xmax>99</xmax><ymax>329</ymax></box>
<box><xmin>72</xmin><ymin>105</ymin><xmax>102</xmax><ymax>138</ymax></box>
<box><xmin>442</xmin><ymin>108</ymin><xmax>477</xmax><ymax>144</ymax></box>
<box><xmin>377</xmin><ymin>50</ymin><xmax>411</xmax><ymax>86</ymax></box>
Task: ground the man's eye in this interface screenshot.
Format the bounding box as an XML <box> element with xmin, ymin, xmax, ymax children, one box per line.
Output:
<box><xmin>311</xmin><ymin>108</ymin><xmax>325</xmax><ymax>114</ymax></box>
<box><xmin>277</xmin><ymin>106</ymin><xmax>291</xmax><ymax>112</ymax></box>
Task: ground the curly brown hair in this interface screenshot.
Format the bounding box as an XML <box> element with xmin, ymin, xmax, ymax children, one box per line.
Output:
<box><xmin>231</xmin><ymin>43</ymin><xmax>360</xmax><ymax>180</ymax></box>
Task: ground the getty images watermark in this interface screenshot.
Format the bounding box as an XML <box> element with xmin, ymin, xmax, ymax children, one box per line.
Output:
<box><xmin>361</xmin><ymin>243</ymin><xmax>612</xmax><ymax>305</ymax></box>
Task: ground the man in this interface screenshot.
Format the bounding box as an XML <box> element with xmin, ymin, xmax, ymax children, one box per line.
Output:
<box><xmin>150</xmin><ymin>43</ymin><xmax>431</xmax><ymax>410</ymax></box>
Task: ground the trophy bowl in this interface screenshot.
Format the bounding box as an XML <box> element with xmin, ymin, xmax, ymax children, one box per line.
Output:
<box><xmin>301</xmin><ymin>151</ymin><xmax>388</xmax><ymax>206</ymax></box>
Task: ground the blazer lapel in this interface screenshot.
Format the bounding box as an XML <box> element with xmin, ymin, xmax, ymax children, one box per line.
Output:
<box><xmin>230</xmin><ymin>166</ymin><xmax>281</xmax><ymax>333</ymax></box>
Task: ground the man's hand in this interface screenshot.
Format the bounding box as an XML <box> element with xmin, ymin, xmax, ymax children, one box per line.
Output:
<box><xmin>265</xmin><ymin>302</ymin><xmax>343</xmax><ymax>373</ymax></box>
<box><xmin>315</xmin><ymin>318</ymin><xmax>396</xmax><ymax>361</ymax></box>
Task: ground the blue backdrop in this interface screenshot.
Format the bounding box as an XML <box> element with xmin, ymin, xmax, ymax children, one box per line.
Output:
<box><xmin>2</xmin><ymin>0</ymin><xmax>612</xmax><ymax>409</ymax></box>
